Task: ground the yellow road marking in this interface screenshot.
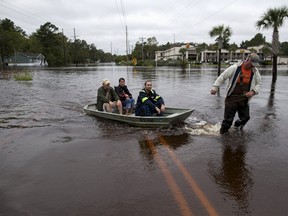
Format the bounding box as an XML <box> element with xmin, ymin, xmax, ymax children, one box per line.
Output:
<box><xmin>146</xmin><ymin>138</ymin><xmax>194</xmax><ymax>216</ymax></box>
<box><xmin>158</xmin><ymin>135</ymin><xmax>219</xmax><ymax>216</ymax></box>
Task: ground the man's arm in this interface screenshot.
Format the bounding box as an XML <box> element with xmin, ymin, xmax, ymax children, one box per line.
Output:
<box><xmin>211</xmin><ymin>65</ymin><xmax>237</xmax><ymax>94</ymax></box>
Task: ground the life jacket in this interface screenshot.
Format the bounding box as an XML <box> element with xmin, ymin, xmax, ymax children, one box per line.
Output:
<box><xmin>237</xmin><ymin>64</ymin><xmax>253</xmax><ymax>85</ymax></box>
<box><xmin>230</xmin><ymin>64</ymin><xmax>254</xmax><ymax>94</ymax></box>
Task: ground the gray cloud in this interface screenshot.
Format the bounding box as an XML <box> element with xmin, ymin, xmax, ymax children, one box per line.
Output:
<box><xmin>1</xmin><ymin>0</ymin><xmax>287</xmax><ymax>54</ymax></box>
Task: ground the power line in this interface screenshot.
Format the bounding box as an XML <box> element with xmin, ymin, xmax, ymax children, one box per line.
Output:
<box><xmin>0</xmin><ymin>0</ymin><xmax>47</xmax><ymax>24</ymax></box>
<box><xmin>159</xmin><ymin>0</ymin><xmax>202</xmax><ymax>29</ymax></box>
<box><xmin>189</xmin><ymin>0</ymin><xmax>240</xmax><ymax>29</ymax></box>
<box><xmin>120</xmin><ymin>0</ymin><xmax>127</xmax><ymax>25</ymax></box>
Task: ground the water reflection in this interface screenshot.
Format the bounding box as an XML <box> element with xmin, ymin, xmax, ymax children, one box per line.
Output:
<box><xmin>258</xmin><ymin>82</ymin><xmax>277</xmax><ymax>133</ymax></box>
<box><xmin>208</xmin><ymin>136</ymin><xmax>253</xmax><ymax>215</ymax></box>
<box><xmin>267</xmin><ymin>82</ymin><xmax>276</xmax><ymax>108</ymax></box>
<box><xmin>138</xmin><ymin>133</ymin><xmax>190</xmax><ymax>162</ymax></box>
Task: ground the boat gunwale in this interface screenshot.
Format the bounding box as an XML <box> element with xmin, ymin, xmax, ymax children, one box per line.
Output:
<box><xmin>83</xmin><ymin>104</ymin><xmax>193</xmax><ymax>119</ymax></box>
<box><xmin>83</xmin><ymin>103</ymin><xmax>194</xmax><ymax>127</ymax></box>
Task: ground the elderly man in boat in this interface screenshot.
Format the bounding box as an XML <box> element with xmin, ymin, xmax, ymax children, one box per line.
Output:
<box><xmin>97</xmin><ymin>79</ymin><xmax>123</xmax><ymax>114</ymax></box>
<box><xmin>135</xmin><ymin>80</ymin><xmax>165</xmax><ymax>116</ymax></box>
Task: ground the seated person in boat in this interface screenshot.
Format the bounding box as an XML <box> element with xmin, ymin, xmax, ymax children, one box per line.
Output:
<box><xmin>97</xmin><ymin>79</ymin><xmax>123</xmax><ymax>114</ymax></box>
<box><xmin>135</xmin><ymin>80</ymin><xmax>165</xmax><ymax>116</ymax></box>
<box><xmin>115</xmin><ymin>77</ymin><xmax>135</xmax><ymax>115</ymax></box>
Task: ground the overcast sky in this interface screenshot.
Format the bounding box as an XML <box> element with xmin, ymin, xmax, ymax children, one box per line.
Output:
<box><xmin>1</xmin><ymin>0</ymin><xmax>288</xmax><ymax>55</ymax></box>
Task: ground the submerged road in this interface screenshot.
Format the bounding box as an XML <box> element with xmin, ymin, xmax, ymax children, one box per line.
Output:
<box><xmin>1</xmin><ymin>66</ymin><xmax>288</xmax><ymax>215</ymax></box>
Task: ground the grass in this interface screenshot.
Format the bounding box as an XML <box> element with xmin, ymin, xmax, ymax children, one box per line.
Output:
<box><xmin>14</xmin><ymin>70</ymin><xmax>33</xmax><ymax>81</ymax></box>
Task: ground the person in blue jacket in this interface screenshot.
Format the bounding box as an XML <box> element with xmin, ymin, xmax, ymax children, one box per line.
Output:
<box><xmin>135</xmin><ymin>80</ymin><xmax>165</xmax><ymax>116</ymax></box>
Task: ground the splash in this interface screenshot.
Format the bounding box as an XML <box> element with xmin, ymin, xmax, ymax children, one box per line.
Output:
<box><xmin>185</xmin><ymin>118</ymin><xmax>221</xmax><ymax>136</ymax></box>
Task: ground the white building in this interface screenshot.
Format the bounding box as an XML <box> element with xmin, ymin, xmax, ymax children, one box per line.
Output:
<box><xmin>155</xmin><ymin>45</ymin><xmax>197</xmax><ymax>61</ymax></box>
<box><xmin>156</xmin><ymin>45</ymin><xmax>268</xmax><ymax>63</ymax></box>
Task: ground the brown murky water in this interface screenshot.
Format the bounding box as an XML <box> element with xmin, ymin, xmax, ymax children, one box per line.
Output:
<box><xmin>1</xmin><ymin>65</ymin><xmax>288</xmax><ymax>215</ymax></box>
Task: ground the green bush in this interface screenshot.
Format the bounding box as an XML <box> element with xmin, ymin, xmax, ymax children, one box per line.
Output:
<box><xmin>14</xmin><ymin>71</ymin><xmax>33</xmax><ymax>81</ymax></box>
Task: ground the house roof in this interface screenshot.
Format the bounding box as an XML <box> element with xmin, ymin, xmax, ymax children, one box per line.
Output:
<box><xmin>4</xmin><ymin>52</ymin><xmax>45</xmax><ymax>64</ymax></box>
<box><xmin>16</xmin><ymin>52</ymin><xmax>44</xmax><ymax>58</ymax></box>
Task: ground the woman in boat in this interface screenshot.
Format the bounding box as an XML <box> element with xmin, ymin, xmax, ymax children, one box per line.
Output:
<box><xmin>97</xmin><ymin>79</ymin><xmax>123</xmax><ymax>114</ymax></box>
<box><xmin>115</xmin><ymin>77</ymin><xmax>135</xmax><ymax>115</ymax></box>
<box><xmin>135</xmin><ymin>80</ymin><xmax>165</xmax><ymax>116</ymax></box>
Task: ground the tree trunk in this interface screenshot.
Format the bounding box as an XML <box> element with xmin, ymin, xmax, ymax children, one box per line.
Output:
<box><xmin>272</xmin><ymin>54</ymin><xmax>277</xmax><ymax>83</ymax></box>
<box><xmin>271</xmin><ymin>29</ymin><xmax>279</xmax><ymax>83</ymax></box>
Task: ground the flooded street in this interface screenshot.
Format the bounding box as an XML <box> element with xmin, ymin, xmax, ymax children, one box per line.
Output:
<box><xmin>1</xmin><ymin>65</ymin><xmax>288</xmax><ymax>216</ymax></box>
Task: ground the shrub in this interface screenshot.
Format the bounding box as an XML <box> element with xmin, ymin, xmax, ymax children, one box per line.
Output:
<box><xmin>14</xmin><ymin>70</ymin><xmax>33</xmax><ymax>81</ymax></box>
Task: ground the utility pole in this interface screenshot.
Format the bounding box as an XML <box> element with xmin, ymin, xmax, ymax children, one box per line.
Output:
<box><xmin>139</xmin><ymin>36</ymin><xmax>146</xmax><ymax>62</ymax></box>
<box><xmin>110</xmin><ymin>41</ymin><xmax>113</xmax><ymax>54</ymax></box>
<box><xmin>173</xmin><ymin>33</ymin><xmax>175</xmax><ymax>44</ymax></box>
<box><xmin>173</xmin><ymin>33</ymin><xmax>176</xmax><ymax>61</ymax></box>
<box><xmin>73</xmin><ymin>28</ymin><xmax>78</xmax><ymax>66</ymax></box>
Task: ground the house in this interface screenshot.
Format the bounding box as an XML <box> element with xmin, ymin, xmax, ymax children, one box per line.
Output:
<box><xmin>155</xmin><ymin>44</ymin><xmax>197</xmax><ymax>62</ymax></box>
<box><xmin>4</xmin><ymin>52</ymin><xmax>48</xmax><ymax>66</ymax></box>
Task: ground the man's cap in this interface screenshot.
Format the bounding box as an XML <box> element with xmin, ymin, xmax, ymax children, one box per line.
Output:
<box><xmin>102</xmin><ymin>79</ymin><xmax>110</xmax><ymax>85</ymax></box>
<box><xmin>248</xmin><ymin>53</ymin><xmax>260</xmax><ymax>66</ymax></box>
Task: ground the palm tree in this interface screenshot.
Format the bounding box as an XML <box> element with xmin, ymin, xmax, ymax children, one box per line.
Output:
<box><xmin>228</xmin><ymin>43</ymin><xmax>238</xmax><ymax>62</ymax></box>
<box><xmin>209</xmin><ymin>25</ymin><xmax>232</xmax><ymax>76</ymax></box>
<box><xmin>179</xmin><ymin>48</ymin><xmax>187</xmax><ymax>70</ymax></box>
<box><xmin>256</xmin><ymin>6</ymin><xmax>288</xmax><ymax>82</ymax></box>
<box><xmin>261</xmin><ymin>44</ymin><xmax>272</xmax><ymax>61</ymax></box>
<box><xmin>179</xmin><ymin>48</ymin><xmax>187</xmax><ymax>61</ymax></box>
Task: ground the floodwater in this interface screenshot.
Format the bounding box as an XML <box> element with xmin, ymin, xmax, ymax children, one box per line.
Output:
<box><xmin>1</xmin><ymin>65</ymin><xmax>288</xmax><ymax>216</ymax></box>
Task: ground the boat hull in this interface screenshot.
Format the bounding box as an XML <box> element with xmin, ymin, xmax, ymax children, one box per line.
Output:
<box><xmin>83</xmin><ymin>104</ymin><xmax>194</xmax><ymax>128</ymax></box>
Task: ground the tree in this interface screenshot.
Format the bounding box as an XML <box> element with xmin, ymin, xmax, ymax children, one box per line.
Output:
<box><xmin>261</xmin><ymin>43</ymin><xmax>272</xmax><ymax>61</ymax></box>
<box><xmin>178</xmin><ymin>48</ymin><xmax>188</xmax><ymax>70</ymax></box>
<box><xmin>209</xmin><ymin>25</ymin><xmax>232</xmax><ymax>49</ymax></box>
<box><xmin>280</xmin><ymin>41</ymin><xmax>288</xmax><ymax>56</ymax></box>
<box><xmin>240</xmin><ymin>33</ymin><xmax>266</xmax><ymax>48</ymax></box>
<box><xmin>146</xmin><ymin>37</ymin><xmax>158</xmax><ymax>59</ymax></box>
<box><xmin>240</xmin><ymin>40</ymin><xmax>249</xmax><ymax>49</ymax></box>
<box><xmin>131</xmin><ymin>42</ymin><xmax>143</xmax><ymax>63</ymax></box>
<box><xmin>256</xmin><ymin>5</ymin><xmax>288</xmax><ymax>82</ymax></box>
<box><xmin>0</xmin><ymin>18</ymin><xmax>27</xmax><ymax>66</ymax></box>
<box><xmin>89</xmin><ymin>43</ymin><xmax>99</xmax><ymax>63</ymax></box>
<box><xmin>131</xmin><ymin>36</ymin><xmax>159</xmax><ymax>65</ymax></box>
<box><xmin>196</xmin><ymin>43</ymin><xmax>207</xmax><ymax>62</ymax></box>
<box><xmin>248</xmin><ymin>33</ymin><xmax>266</xmax><ymax>46</ymax></box>
<box><xmin>209</xmin><ymin>25</ymin><xmax>232</xmax><ymax>76</ymax></box>
<box><xmin>158</xmin><ymin>42</ymin><xmax>174</xmax><ymax>51</ymax></box>
<box><xmin>34</xmin><ymin>22</ymin><xmax>63</xmax><ymax>66</ymax></box>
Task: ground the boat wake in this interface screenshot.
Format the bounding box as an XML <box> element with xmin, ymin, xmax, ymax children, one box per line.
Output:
<box><xmin>185</xmin><ymin>117</ymin><xmax>221</xmax><ymax>136</ymax></box>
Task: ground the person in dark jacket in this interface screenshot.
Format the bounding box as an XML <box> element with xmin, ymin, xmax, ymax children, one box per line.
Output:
<box><xmin>135</xmin><ymin>80</ymin><xmax>165</xmax><ymax>116</ymax></box>
<box><xmin>97</xmin><ymin>79</ymin><xmax>122</xmax><ymax>114</ymax></box>
<box><xmin>115</xmin><ymin>78</ymin><xmax>135</xmax><ymax>115</ymax></box>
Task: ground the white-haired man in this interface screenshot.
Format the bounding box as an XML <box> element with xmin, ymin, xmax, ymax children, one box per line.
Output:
<box><xmin>97</xmin><ymin>79</ymin><xmax>123</xmax><ymax>114</ymax></box>
<box><xmin>211</xmin><ymin>53</ymin><xmax>262</xmax><ymax>134</ymax></box>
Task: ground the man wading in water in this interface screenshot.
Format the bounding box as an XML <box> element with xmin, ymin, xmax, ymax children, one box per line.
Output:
<box><xmin>210</xmin><ymin>53</ymin><xmax>262</xmax><ymax>134</ymax></box>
